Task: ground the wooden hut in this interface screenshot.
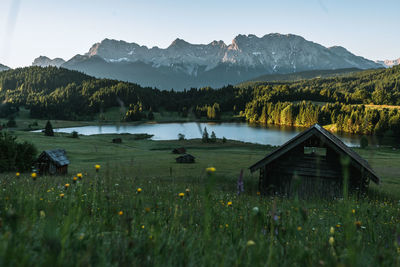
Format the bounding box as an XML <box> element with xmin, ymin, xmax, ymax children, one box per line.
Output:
<box><xmin>112</xmin><ymin>138</ymin><xmax>122</xmax><ymax>143</ymax></box>
<box><xmin>176</xmin><ymin>154</ymin><xmax>195</xmax><ymax>163</ymax></box>
<box><xmin>172</xmin><ymin>147</ymin><xmax>186</xmax><ymax>154</ymax></box>
<box><xmin>249</xmin><ymin>124</ymin><xmax>379</xmax><ymax>198</ymax></box>
<box><xmin>36</xmin><ymin>149</ymin><xmax>70</xmax><ymax>175</ymax></box>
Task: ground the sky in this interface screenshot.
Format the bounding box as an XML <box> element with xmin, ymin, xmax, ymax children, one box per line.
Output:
<box><xmin>0</xmin><ymin>0</ymin><xmax>399</xmax><ymax>68</ymax></box>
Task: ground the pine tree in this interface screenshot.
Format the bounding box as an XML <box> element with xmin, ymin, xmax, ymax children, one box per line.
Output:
<box><xmin>210</xmin><ymin>131</ymin><xmax>217</xmax><ymax>143</ymax></box>
<box><xmin>202</xmin><ymin>127</ymin><xmax>209</xmax><ymax>143</ymax></box>
<box><xmin>44</xmin><ymin>120</ymin><xmax>54</xmax><ymax>136</ymax></box>
<box><xmin>148</xmin><ymin>109</ymin><xmax>154</xmax><ymax>120</ymax></box>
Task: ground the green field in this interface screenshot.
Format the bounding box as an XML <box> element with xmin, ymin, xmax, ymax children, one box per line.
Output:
<box><xmin>1</xmin><ymin>130</ymin><xmax>400</xmax><ymax>266</ymax></box>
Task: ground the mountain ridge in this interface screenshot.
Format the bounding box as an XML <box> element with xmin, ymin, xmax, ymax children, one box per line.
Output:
<box><xmin>0</xmin><ymin>63</ymin><xmax>10</xmax><ymax>71</ymax></box>
<box><xmin>376</xmin><ymin>58</ymin><xmax>400</xmax><ymax>68</ymax></box>
<box><xmin>59</xmin><ymin>33</ymin><xmax>381</xmax><ymax>90</ymax></box>
<box><xmin>32</xmin><ymin>56</ymin><xmax>66</xmax><ymax>67</ymax></box>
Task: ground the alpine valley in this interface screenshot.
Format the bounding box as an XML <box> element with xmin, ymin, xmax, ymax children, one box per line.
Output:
<box><xmin>33</xmin><ymin>33</ymin><xmax>382</xmax><ymax>90</ymax></box>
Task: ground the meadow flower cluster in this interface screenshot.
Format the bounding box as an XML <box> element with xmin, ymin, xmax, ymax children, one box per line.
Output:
<box><xmin>0</xmin><ymin>165</ymin><xmax>399</xmax><ymax>266</ymax></box>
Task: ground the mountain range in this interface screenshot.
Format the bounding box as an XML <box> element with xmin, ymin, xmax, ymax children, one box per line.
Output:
<box><xmin>376</xmin><ymin>58</ymin><xmax>400</xmax><ymax>68</ymax></box>
<box><xmin>0</xmin><ymin>63</ymin><xmax>10</xmax><ymax>72</ymax></box>
<box><xmin>33</xmin><ymin>33</ymin><xmax>383</xmax><ymax>90</ymax></box>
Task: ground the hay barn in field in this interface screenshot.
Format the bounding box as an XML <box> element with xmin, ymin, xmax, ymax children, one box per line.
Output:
<box><xmin>36</xmin><ymin>149</ymin><xmax>70</xmax><ymax>175</ymax></box>
<box><xmin>176</xmin><ymin>154</ymin><xmax>195</xmax><ymax>163</ymax></box>
<box><xmin>249</xmin><ymin>124</ymin><xmax>379</xmax><ymax>198</ymax></box>
<box><xmin>172</xmin><ymin>147</ymin><xmax>186</xmax><ymax>154</ymax></box>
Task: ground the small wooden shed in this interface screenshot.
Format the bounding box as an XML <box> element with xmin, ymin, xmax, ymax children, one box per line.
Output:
<box><xmin>176</xmin><ymin>154</ymin><xmax>195</xmax><ymax>163</ymax></box>
<box><xmin>249</xmin><ymin>124</ymin><xmax>379</xmax><ymax>198</ymax></box>
<box><xmin>172</xmin><ymin>147</ymin><xmax>186</xmax><ymax>154</ymax></box>
<box><xmin>112</xmin><ymin>138</ymin><xmax>122</xmax><ymax>143</ymax></box>
<box><xmin>36</xmin><ymin>149</ymin><xmax>70</xmax><ymax>175</ymax></box>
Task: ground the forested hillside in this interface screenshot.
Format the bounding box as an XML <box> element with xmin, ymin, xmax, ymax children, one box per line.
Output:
<box><xmin>1</xmin><ymin>66</ymin><xmax>400</xmax><ymax>136</ymax></box>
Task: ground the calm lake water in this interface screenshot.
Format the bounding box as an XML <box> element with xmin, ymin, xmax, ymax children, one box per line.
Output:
<box><xmin>45</xmin><ymin>122</ymin><xmax>378</xmax><ymax>147</ymax></box>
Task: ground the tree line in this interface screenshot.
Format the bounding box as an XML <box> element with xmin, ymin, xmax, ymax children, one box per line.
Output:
<box><xmin>1</xmin><ymin>65</ymin><xmax>400</xmax><ymax>136</ymax></box>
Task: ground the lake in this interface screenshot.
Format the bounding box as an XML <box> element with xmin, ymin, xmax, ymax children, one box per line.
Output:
<box><xmin>44</xmin><ymin>122</ymin><xmax>379</xmax><ymax>147</ymax></box>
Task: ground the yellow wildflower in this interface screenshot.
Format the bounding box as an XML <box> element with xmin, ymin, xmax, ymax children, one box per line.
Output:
<box><xmin>227</xmin><ymin>201</ymin><xmax>232</xmax><ymax>207</ymax></box>
<box><xmin>297</xmin><ymin>226</ymin><xmax>302</xmax><ymax>231</ymax></box>
<box><xmin>246</xmin><ymin>240</ymin><xmax>256</xmax><ymax>246</ymax></box>
<box><xmin>95</xmin><ymin>164</ymin><xmax>101</xmax><ymax>171</ymax></box>
<box><xmin>355</xmin><ymin>221</ymin><xmax>362</xmax><ymax>229</ymax></box>
<box><xmin>40</xmin><ymin>210</ymin><xmax>46</xmax><ymax>218</ymax></box>
<box><xmin>137</xmin><ymin>188</ymin><xmax>142</xmax><ymax>193</ymax></box>
<box><xmin>65</xmin><ymin>183</ymin><xmax>70</xmax><ymax>189</ymax></box>
<box><xmin>330</xmin><ymin>227</ymin><xmax>335</xmax><ymax>235</ymax></box>
<box><xmin>31</xmin><ymin>172</ymin><xmax>37</xmax><ymax>179</ymax></box>
<box><xmin>178</xmin><ymin>192</ymin><xmax>185</xmax><ymax>198</ymax></box>
<box><xmin>73</xmin><ymin>177</ymin><xmax>78</xmax><ymax>183</ymax></box>
<box><xmin>352</xmin><ymin>209</ymin><xmax>356</xmax><ymax>214</ymax></box>
<box><xmin>256</xmin><ymin>191</ymin><xmax>261</xmax><ymax>196</ymax></box>
<box><xmin>141</xmin><ymin>225</ymin><xmax>145</xmax><ymax>229</ymax></box>
<box><xmin>118</xmin><ymin>211</ymin><xmax>123</xmax><ymax>216</ymax></box>
<box><xmin>59</xmin><ymin>193</ymin><xmax>65</xmax><ymax>198</ymax></box>
<box><xmin>16</xmin><ymin>172</ymin><xmax>20</xmax><ymax>177</ymax></box>
<box><xmin>206</xmin><ymin>167</ymin><xmax>216</xmax><ymax>173</ymax></box>
<box><xmin>329</xmin><ymin>236</ymin><xmax>334</xmax><ymax>246</ymax></box>
<box><xmin>77</xmin><ymin>173</ymin><xmax>83</xmax><ymax>179</ymax></box>
<box><xmin>225</xmin><ymin>224</ymin><xmax>229</xmax><ymax>228</ymax></box>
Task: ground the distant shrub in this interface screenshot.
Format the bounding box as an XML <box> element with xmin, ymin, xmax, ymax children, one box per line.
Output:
<box><xmin>0</xmin><ymin>132</ymin><xmax>37</xmax><ymax>172</ymax></box>
<box><xmin>178</xmin><ymin>133</ymin><xmax>185</xmax><ymax>141</ymax></box>
<box><xmin>71</xmin><ymin>131</ymin><xmax>79</xmax><ymax>138</ymax></box>
<box><xmin>360</xmin><ymin>135</ymin><xmax>368</xmax><ymax>148</ymax></box>
<box><xmin>6</xmin><ymin>117</ymin><xmax>16</xmax><ymax>128</ymax></box>
<box><xmin>222</xmin><ymin>137</ymin><xmax>227</xmax><ymax>143</ymax></box>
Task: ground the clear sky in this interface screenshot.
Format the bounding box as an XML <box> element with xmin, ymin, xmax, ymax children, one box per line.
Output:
<box><xmin>0</xmin><ymin>0</ymin><xmax>399</xmax><ymax>68</ymax></box>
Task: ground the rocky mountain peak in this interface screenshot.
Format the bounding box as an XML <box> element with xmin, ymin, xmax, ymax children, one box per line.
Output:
<box><xmin>32</xmin><ymin>56</ymin><xmax>65</xmax><ymax>67</ymax></box>
<box><xmin>168</xmin><ymin>38</ymin><xmax>191</xmax><ymax>49</ymax></box>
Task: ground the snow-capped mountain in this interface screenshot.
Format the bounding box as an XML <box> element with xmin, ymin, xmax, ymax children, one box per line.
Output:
<box><xmin>376</xmin><ymin>58</ymin><xmax>400</xmax><ymax>68</ymax></box>
<box><xmin>0</xmin><ymin>63</ymin><xmax>10</xmax><ymax>72</ymax></box>
<box><xmin>33</xmin><ymin>56</ymin><xmax>66</xmax><ymax>67</ymax></box>
<box><xmin>62</xmin><ymin>33</ymin><xmax>382</xmax><ymax>90</ymax></box>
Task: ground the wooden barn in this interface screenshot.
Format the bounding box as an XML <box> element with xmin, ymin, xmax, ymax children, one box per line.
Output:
<box><xmin>176</xmin><ymin>154</ymin><xmax>195</xmax><ymax>163</ymax></box>
<box><xmin>172</xmin><ymin>147</ymin><xmax>186</xmax><ymax>154</ymax></box>
<box><xmin>112</xmin><ymin>138</ymin><xmax>122</xmax><ymax>143</ymax></box>
<box><xmin>249</xmin><ymin>124</ymin><xmax>379</xmax><ymax>198</ymax></box>
<box><xmin>36</xmin><ymin>149</ymin><xmax>70</xmax><ymax>175</ymax></box>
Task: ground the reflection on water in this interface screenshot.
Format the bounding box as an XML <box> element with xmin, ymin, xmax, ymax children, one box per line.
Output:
<box><xmin>37</xmin><ymin>122</ymin><xmax>382</xmax><ymax>147</ymax></box>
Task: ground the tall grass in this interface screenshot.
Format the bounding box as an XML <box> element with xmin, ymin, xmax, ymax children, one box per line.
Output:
<box><xmin>0</xmin><ymin>166</ymin><xmax>399</xmax><ymax>266</ymax></box>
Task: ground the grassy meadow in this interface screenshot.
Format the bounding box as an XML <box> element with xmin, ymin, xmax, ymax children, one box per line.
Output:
<box><xmin>1</xmin><ymin>129</ymin><xmax>400</xmax><ymax>266</ymax></box>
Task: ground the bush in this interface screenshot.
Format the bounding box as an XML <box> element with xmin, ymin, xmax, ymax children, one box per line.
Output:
<box><xmin>360</xmin><ymin>135</ymin><xmax>368</xmax><ymax>148</ymax></box>
<box><xmin>6</xmin><ymin>117</ymin><xmax>16</xmax><ymax>128</ymax></box>
<box><xmin>0</xmin><ymin>132</ymin><xmax>37</xmax><ymax>172</ymax></box>
<box><xmin>222</xmin><ymin>137</ymin><xmax>227</xmax><ymax>143</ymax></box>
<box><xmin>178</xmin><ymin>133</ymin><xmax>185</xmax><ymax>141</ymax></box>
<box><xmin>71</xmin><ymin>131</ymin><xmax>79</xmax><ymax>138</ymax></box>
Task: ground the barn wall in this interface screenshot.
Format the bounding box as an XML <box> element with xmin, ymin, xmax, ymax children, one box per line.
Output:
<box><xmin>258</xmin><ymin>143</ymin><xmax>366</xmax><ymax>198</ymax></box>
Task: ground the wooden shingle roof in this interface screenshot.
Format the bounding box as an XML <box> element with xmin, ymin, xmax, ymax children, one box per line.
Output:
<box><xmin>41</xmin><ymin>149</ymin><xmax>70</xmax><ymax>166</ymax></box>
<box><xmin>249</xmin><ymin>124</ymin><xmax>380</xmax><ymax>184</ymax></box>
